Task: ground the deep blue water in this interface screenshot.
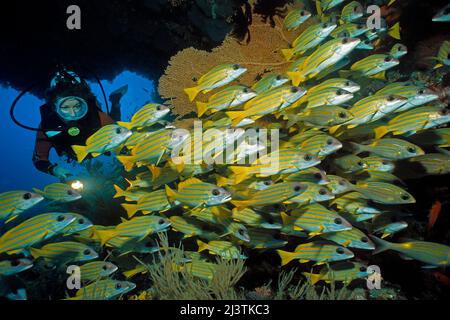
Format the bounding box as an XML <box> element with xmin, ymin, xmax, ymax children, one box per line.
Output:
<box><xmin>0</xmin><ymin>71</ymin><xmax>156</xmax><ymax>192</ymax></box>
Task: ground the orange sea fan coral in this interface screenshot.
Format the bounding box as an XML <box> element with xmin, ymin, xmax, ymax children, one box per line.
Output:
<box><xmin>158</xmin><ymin>10</ymin><xmax>318</xmax><ymax>118</ymax></box>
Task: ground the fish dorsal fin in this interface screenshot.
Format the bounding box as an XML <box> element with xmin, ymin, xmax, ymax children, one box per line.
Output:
<box><xmin>32</xmin><ymin>188</ymin><xmax>44</xmax><ymax>195</ymax></box>
<box><xmin>178</xmin><ymin>177</ymin><xmax>204</xmax><ymax>190</ymax></box>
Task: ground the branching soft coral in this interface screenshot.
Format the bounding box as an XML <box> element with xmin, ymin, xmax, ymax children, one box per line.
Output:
<box><xmin>158</xmin><ymin>7</ymin><xmax>318</xmax><ymax>117</ymax></box>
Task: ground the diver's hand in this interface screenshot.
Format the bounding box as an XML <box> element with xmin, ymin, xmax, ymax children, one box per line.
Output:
<box><xmin>52</xmin><ymin>165</ymin><xmax>73</xmax><ymax>182</ymax></box>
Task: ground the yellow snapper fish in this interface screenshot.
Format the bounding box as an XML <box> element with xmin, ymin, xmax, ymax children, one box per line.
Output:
<box><xmin>361</xmin><ymin>156</ymin><xmax>395</xmax><ymax>172</ymax></box>
<box><xmin>303</xmin><ymin>87</ymin><xmax>354</xmax><ymax>110</ymax></box>
<box><xmin>306</xmin><ymin>78</ymin><xmax>361</xmax><ymax>95</ymax></box>
<box><xmin>281</xmin><ymin>203</ymin><xmax>352</xmax><ymax>236</ymax></box>
<box><xmin>117</xmin><ymin>127</ymin><xmax>189</xmax><ymax>171</ymax></box>
<box><xmin>320</xmin><ymin>228</ymin><xmax>375</xmax><ymax>250</ymax></box>
<box><xmin>374</xmin><ymin>106</ymin><xmax>450</xmax><ymax>139</ymax></box>
<box><xmin>226</xmin><ymin>85</ymin><xmax>307</xmax><ymax>126</ymax></box>
<box><xmin>29</xmin><ymin>241</ymin><xmax>98</xmax><ymax>263</ymax></box>
<box><xmin>72</xmin><ymin>124</ymin><xmax>132</xmax><ymax>162</ymax></box>
<box><xmin>285</xmin><ymin>182</ymin><xmax>335</xmax><ymax>205</ymax></box>
<box><xmin>332</xmin><ymin>154</ymin><xmax>368</xmax><ymax>174</ymax></box>
<box><xmin>353</xmin><ymin>181</ymin><xmax>415</xmax><ymax>205</ymax></box>
<box><xmin>68</xmin><ymin>280</ymin><xmax>136</xmax><ymax>300</ymax></box>
<box><xmin>121</xmin><ymin>189</ymin><xmax>172</xmax><ymax>218</ymax></box>
<box><xmin>0</xmin><ymin>190</ymin><xmax>44</xmax><ymax>222</ymax></box>
<box><xmin>299</xmin><ymin>134</ymin><xmax>343</xmax><ymax>158</ymax></box>
<box><xmin>330</xmin><ymin>22</ymin><xmax>369</xmax><ymax>38</ymax></box>
<box><xmin>59</xmin><ymin>213</ymin><xmax>93</xmax><ymax>235</ymax></box>
<box><xmin>331</xmin><ymin>94</ymin><xmax>407</xmax><ymax>131</ymax></box>
<box><xmin>285</xmin><ymin>105</ymin><xmax>352</xmax><ymax>128</ymax></box>
<box><xmin>79</xmin><ymin>261</ymin><xmax>118</xmax><ymax>281</ymax></box>
<box><xmin>229</xmin><ymin>149</ymin><xmax>321</xmax><ymax>184</ymax></box>
<box><xmin>231</xmin><ymin>182</ymin><xmax>308</xmax><ymax>209</ymax></box>
<box><xmin>432</xmin><ymin>4</ymin><xmax>450</xmax><ymax>22</ymax></box>
<box><xmin>242</xmin><ymin>228</ymin><xmax>288</xmax><ymax>249</ymax></box>
<box><xmin>340</xmin><ymin>1</ymin><xmax>364</xmax><ymax>23</ymax></box>
<box><xmin>95</xmin><ymin>215</ymin><xmax>171</xmax><ymax>245</ymax></box>
<box><xmin>303</xmin><ymin>261</ymin><xmax>372</xmax><ymax>285</ymax></box>
<box><xmin>371</xmin><ymin>236</ymin><xmax>450</xmax><ymax>268</ymax></box>
<box><xmin>289</xmin><ymin>37</ymin><xmax>361</xmax><ymax>85</ymax></box>
<box><xmin>117</xmin><ymin>103</ymin><xmax>170</xmax><ymax>129</ymax></box>
<box><xmin>33</xmin><ymin>183</ymin><xmax>81</xmax><ymax>202</ymax></box>
<box><xmin>340</xmin><ymin>54</ymin><xmax>400</xmax><ymax>80</ymax></box>
<box><xmin>331</xmin><ymin>191</ymin><xmax>382</xmax><ymax>216</ymax></box>
<box><xmin>197</xmin><ymin>239</ymin><xmax>247</xmax><ymax>259</ymax></box>
<box><xmin>351</xmin><ymin>138</ymin><xmax>425</xmax><ymax>160</ymax></box>
<box><xmin>165</xmin><ymin>177</ymin><xmax>231</xmax><ymax>208</ymax></box>
<box><xmin>231</xmin><ymin>207</ymin><xmax>282</xmax><ymax>230</ymax></box>
<box><xmin>326</xmin><ymin>175</ymin><xmax>356</xmax><ymax>195</ymax></box>
<box><xmin>282</xmin><ymin>22</ymin><xmax>338</xmax><ymax>60</ymax></box>
<box><xmin>277</xmin><ymin>241</ymin><xmax>354</xmax><ymax>266</ymax></box>
<box><xmin>0</xmin><ymin>212</ymin><xmax>76</xmax><ymax>254</ymax></box>
<box><xmin>196</xmin><ymin>85</ymin><xmax>257</xmax><ymax>117</ymax></box>
<box><xmin>390</xmin><ymin>43</ymin><xmax>408</xmax><ymax>59</ymax></box>
<box><xmin>251</xmin><ymin>74</ymin><xmax>290</xmax><ymax>94</ymax></box>
<box><xmin>184</xmin><ymin>64</ymin><xmax>247</xmax><ymax>101</ymax></box>
<box><xmin>279</xmin><ymin>167</ymin><xmax>329</xmax><ymax>185</ymax></box>
<box><xmin>113</xmin><ymin>185</ymin><xmax>154</xmax><ymax>202</ymax></box>
<box><xmin>283</xmin><ymin>8</ymin><xmax>311</xmax><ymax>31</ymax></box>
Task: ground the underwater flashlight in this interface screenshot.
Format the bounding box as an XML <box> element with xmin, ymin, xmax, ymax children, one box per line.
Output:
<box><xmin>70</xmin><ymin>180</ymin><xmax>84</xmax><ymax>191</ymax></box>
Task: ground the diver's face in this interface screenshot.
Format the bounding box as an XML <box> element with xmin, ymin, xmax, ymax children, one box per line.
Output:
<box><xmin>59</xmin><ymin>98</ymin><xmax>83</xmax><ymax>117</ymax></box>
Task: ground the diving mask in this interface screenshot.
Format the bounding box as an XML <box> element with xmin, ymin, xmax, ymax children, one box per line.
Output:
<box><xmin>55</xmin><ymin>96</ymin><xmax>88</xmax><ymax>121</ymax></box>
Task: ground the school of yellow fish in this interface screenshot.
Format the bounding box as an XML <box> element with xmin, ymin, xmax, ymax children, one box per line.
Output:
<box><xmin>1</xmin><ymin>1</ymin><xmax>449</xmax><ymax>300</ymax></box>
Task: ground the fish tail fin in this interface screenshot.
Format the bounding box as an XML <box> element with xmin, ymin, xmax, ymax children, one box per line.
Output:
<box><xmin>225</xmin><ymin>111</ymin><xmax>245</xmax><ymax>126</ymax></box>
<box><xmin>434</xmin><ymin>63</ymin><xmax>444</xmax><ymax>69</ymax></box>
<box><xmin>374</xmin><ymin>126</ymin><xmax>389</xmax><ymax>139</ymax></box>
<box><xmin>184</xmin><ymin>86</ymin><xmax>200</xmax><ymax>102</ymax></box>
<box><xmin>113</xmin><ymin>184</ymin><xmax>125</xmax><ymax>198</ymax></box>
<box><xmin>95</xmin><ymin>229</ymin><xmax>117</xmax><ymax>247</ymax></box>
<box><xmin>281</xmin><ymin>48</ymin><xmax>295</xmax><ymax>61</ymax></box>
<box><xmin>71</xmin><ymin>145</ymin><xmax>89</xmax><ymax>162</ymax></box>
<box><xmin>123</xmin><ymin>265</ymin><xmax>146</xmax><ymax>279</ymax></box>
<box><xmin>388</xmin><ymin>22</ymin><xmax>401</xmax><ymax>40</ymax></box>
<box><xmin>148</xmin><ymin>165</ymin><xmax>162</xmax><ymax>180</ymax></box>
<box><xmin>117</xmin><ymin>121</ymin><xmax>133</xmax><ymax>130</ymax></box>
<box><xmin>370</xmin><ymin>235</ymin><xmax>391</xmax><ymax>255</ymax></box>
<box><xmin>197</xmin><ymin>239</ymin><xmax>208</xmax><ymax>252</ymax></box>
<box><xmin>287</xmin><ymin>72</ymin><xmax>305</xmax><ymax>86</ymax></box>
<box><xmin>116</xmin><ymin>155</ymin><xmax>136</xmax><ymax>172</ymax></box>
<box><xmin>121</xmin><ymin>203</ymin><xmax>139</xmax><ymax>218</ymax></box>
<box><xmin>277</xmin><ymin>250</ymin><xmax>297</xmax><ymax>266</ymax></box>
<box><xmin>388</xmin><ymin>0</ymin><xmax>396</xmax><ymax>6</ymax></box>
<box><xmin>280</xmin><ymin>212</ymin><xmax>292</xmax><ymax>226</ymax></box>
<box><xmin>328</xmin><ymin>125</ymin><xmax>342</xmax><ymax>135</ymax></box>
<box><xmin>215</xmin><ymin>174</ymin><xmax>228</xmax><ymax>187</ymax></box>
<box><xmin>315</xmin><ymin>0</ymin><xmax>323</xmax><ymax>16</ymax></box>
<box><xmin>196</xmin><ymin>101</ymin><xmax>209</xmax><ymax>117</ymax></box>
<box><xmin>124</xmin><ymin>178</ymin><xmax>134</xmax><ymax>189</ymax></box>
<box><xmin>32</xmin><ymin>188</ymin><xmax>44</xmax><ymax>195</ymax></box>
<box><xmin>29</xmin><ymin>247</ymin><xmax>43</xmax><ymax>259</ymax></box>
<box><xmin>229</xmin><ymin>166</ymin><xmax>251</xmax><ymax>184</ymax></box>
<box><xmin>303</xmin><ymin>272</ymin><xmax>322</xmax><ymax>285</ymax></box>
<box><xmin>164</xmin><ymin>185</ymin><xmax>177</xmax><ymax>202</ymax></box>
<box><xmin>230</xmin><ymin>200</ymin><xmax>250</xmax><ymax>209</ymax></box>
<box><xmin>349</xmin><ymin>142</ymin><xmax>364</xmax><ymax>154</ymax></box>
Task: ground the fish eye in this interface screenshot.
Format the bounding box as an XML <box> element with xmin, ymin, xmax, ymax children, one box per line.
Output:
<box><xmin>322</xmin><ymin>23</ymin><xmax>328</xmax><ymax>28</ymax></box>
<box><xmin>304</xmin><ymin>154</ymin><xmax>312</xmax><ymax>161</ymax></box>
<box><xmin>300</xmin><ymin>10</ymin><xmax>306</xmax><ymax>16</ymax></box>
<box><xmin>361</xmin><ymin>237</ymin><xmax>368</xmax><ymax>243</ymax></box>
<box><xmin>326</xmin><ymin>138</ymin><xmax>334</xmax><ymax>145</ymax></box>
<box><xmin>338</xmin><ymin>112</ymin><xmax>347</xmax><ymax>118</ymax></box>
<box><xmin>364</xmin><ymin>40</ymin><xmax>370</xmax><ymax>44</ymax></box>
<box><xmin>238</xmin><ymin>229</ymin><xmax>245</xmax><ymax>235</ymax></box>
<box><xmin>334</xmin><ymin>218</ymin><xmax>342</xmax><ymax>224</ymax></box>
<box><xmin>102</xmin><ymin>265</ymin><xmax>109</xmax><ymax>271</ymax></box>
<box><xmin>353</xmin><ymin>6</ymin><xmax>359</xmax><ymax>12</ymax></box>
<box><xmin>338</xmin><ymin>179</ymin><xmax>346</xmax><ymax>186</ymax></box>
<box><xmin>357</xmin><ymin>24</ymin><xmax>364</xmax><ymax>29</ymax></box>
<box><xmin>67</xmin><ymin>190</ymin><xmax>74</xmax><ymax>195</ymax></box>
<box><xmin>267</xmin><ymin>217</ymin><xmax>275</xmax><ymax>224</ymax></box>
<box><xmin>233</xmin><ymin>64</ymin><xmax>240</xmax><ymax>70</ymax></box>
<box><xmin>384</xmin><ymin>56</ymin><xmax>392</xmax><ymax>62</ymax></box>
<box><xmin>243</xmin><ymin>88</ymin><xmax>249</xmax><ymax>93</ymax></box>
<box><xmin>401</xmin><ymin>194</ymin><xmax>410</xmax><ymax>201</ymax></box>
<box><xmin>418</xmin><ymin>89</ymin><xmax>425</xmax><ymax>94</ymax></box>
<box><xmin>276</xmin><ymin>75</ymin><xmax>282</xmax><ymax>80</ymax></box>
<box><xmin>314</xmin><ymin>173</ymin><xmax>322</xmax><ymax>179</ymax></box>
<box><xmin>264</xmin><ymin>181</ymin><xmax>272</xmax><ymax>186</ymax></box>
<box><xmin>57</xmin><ymin>215</ymin><xmax>65</xmax><ymax>222</ymax></box>
<box><xmin>360</xmin><ymin>266</ymin><xmax>367</xmax><ymax>272</ymax></box>
<box><xmin>336</xmin><ymin>247</ymin><xmax>345</xmax><ymax>254</ymax></box>
<box><xmin>23</xmin><ymin>192</ymin><xmax>32</xmax><ymax>200</ymax></box>
<box><xmin>83</xmin><ymin>249</ymin><xmax>91</xmax><ymax>255</ymax></box>
<box><xmin>294</xmin><ymin>184</ymin><xmax>303</xmax><ymax>192</ymax></box>
<box><xmin>387</xmin><ymin>95</ymin><xmax>395</xmax><ymax>101</ymax></box>
<box><xmin>382</xmin><ymin>160</ymin><xmax>389</xmax><ymax>165</ymax></box>
<box><xmin>158</xmin><ymin>218</ymin><xmax>166</xmax><ymax>225</ymax></box>
<box><xmin>342</xmin><ymin>38</ymin><xmax>349</xmax><ymax>44</ymax></box>
<box><xmin>336</xmin><ymin>89</ymin><xmax>343</xmax><ymax>95</ymax></box>
<box><xmin>212</xmin><ymin>188</ymin><xmax>221</xmax><ymax>196</ymax></box>
<box><xmin>115</xmin><ymin>127</ymin><xmax>123</xmax><ymax>134</ymax></box>
<box><xmin>115</xmin><ymin>283</ymin><xmax>122</xmax><ymax>289</ymax></box>
<box><xmin>357</xmin><ymin>161</ymin><xmax>364</xmax><ymax>167</ymax></box>
<box><xmin>156</xmin><ymin>105</ymin><xmax>162</xmax><ymax>111</ymax></box>
<box><xmin>291</xmin><ymin>87</ymin><xmax>299</xmax><ymax>93</ymax></box>
<box><xmin>10</xmin><ymin>260</ymin><xmax>20</xmax><ymax>267</ymax></box>
<box><xmin>407</xmin><ymin>147</ymin><xmax>416</xmax><ymax>153</ymax></box>
<box><xmin>78</xmin><ymin>219</ymin><xmax>85</xmax><ymax>224</ymax></box>
<box><xmin>319</xmin><ymin>189</ymin><xmax>328</xmax><ymax>195</ymax></box>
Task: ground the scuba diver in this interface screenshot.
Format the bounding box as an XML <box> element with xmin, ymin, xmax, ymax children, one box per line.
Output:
<box><xmin>31</xmin><ymin>70</ymin><xmax>128</xmax><ymax>181</ymax></box>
